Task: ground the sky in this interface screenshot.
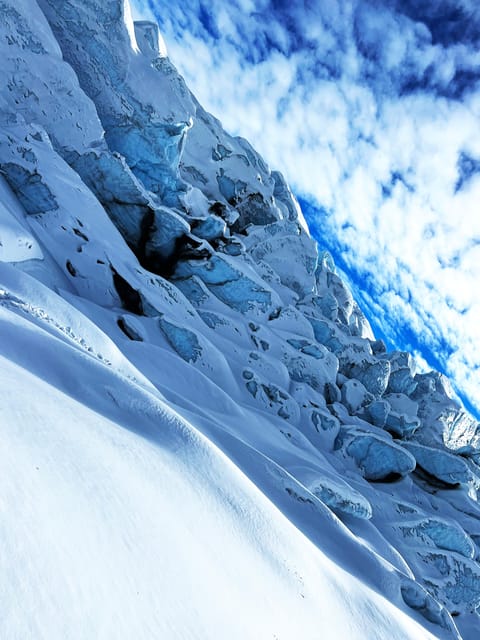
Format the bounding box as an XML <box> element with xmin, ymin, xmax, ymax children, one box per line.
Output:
<box><xmin>130</xmin><ymin>0</ymin><xmax>480</xmax><ymax>418</ymax></box>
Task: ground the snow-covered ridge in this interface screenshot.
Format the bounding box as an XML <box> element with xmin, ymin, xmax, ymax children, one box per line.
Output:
<box><xmin>0</xmin><ymin>1</ymin><xmax>479</xmax><ymax>638</ymax></box>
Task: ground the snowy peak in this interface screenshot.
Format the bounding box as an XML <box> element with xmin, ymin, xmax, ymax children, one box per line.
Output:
<box><xmin>0</xmin><ymin>1</ymin><xmax>479</xmax><ymax>638</ymax></box>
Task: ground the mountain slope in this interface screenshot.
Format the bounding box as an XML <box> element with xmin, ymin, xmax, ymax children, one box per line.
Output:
<box><xmin>0</xmin><ymin>1</ymin><xmax>479</xmax><ymax>638</ymax></box>
<box><xmin>0</xmin><ymin>272</ymin><xmax>440</xmax><ymax>640</ymax></box>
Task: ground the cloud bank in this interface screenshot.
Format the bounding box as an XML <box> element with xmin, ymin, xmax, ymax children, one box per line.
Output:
<box><xmin>131</xmin><ymin>0</ymin><xmax>480</xmax><ymax>416</ymax></box>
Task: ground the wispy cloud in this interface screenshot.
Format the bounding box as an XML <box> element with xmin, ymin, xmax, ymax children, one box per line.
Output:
<box><xmin>131</xmin><ymin>0</ymin><xmax>480</xmax><ymax>416</ymax></box>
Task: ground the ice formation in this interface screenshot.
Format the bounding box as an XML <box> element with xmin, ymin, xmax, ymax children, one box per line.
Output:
<box><xmin>1</xmin><ymin>1</ymin><xmax>480</xmax><ymax>639</ymax></box>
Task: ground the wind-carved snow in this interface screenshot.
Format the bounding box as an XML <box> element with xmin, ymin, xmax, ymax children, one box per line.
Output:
<box><xmin>0</xmin><ymin>1</ymin><xmax>479</xmax><ymax>639</ymax></box>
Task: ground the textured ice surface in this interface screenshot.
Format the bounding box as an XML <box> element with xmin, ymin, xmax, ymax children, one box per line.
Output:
<box><xmin>245</xmin><ymin>221</ymin><xmax>318</xmax><ymax>298</ymax></box>
<box><xmin>340</xmin><ymin>378</ymin><xmax>374</xmax><ymax>414</ymax></box>
<box><xmin>338</xmin><ymin>429</ymin><xmax>417</xmax><ymax>481</ymax></box>
<box><xmin>404</xmin><ymin>442</ymin><xmax>473</xmax><ymax>487</ymax></box>
<box><xmin>174</xmin><ymin>254</ymin><xmax>279</xmax><ymax>314</ymax></box>
<box><xmin>397</xmin><ymin>518</ymin><xmax>475</xmax><ymax>559</ymax></box>
<box><xmin>309</xmin><ymin>475</ymin><xmax>373</xmax><ymax>520</ymax></box>
<box><xmin>364</xmin><ymin>399</ymin><xmax>390</xmax><ymax>427</ymax></box>
<box><xmin>158</xmin><ymin>317</ymin><xmax>202</xmax><ymax>362</ymax></box>
<box><xmin>413</xmin><ymin>371</ymin><xmax>480</xmax><ymax>453</ymax></box>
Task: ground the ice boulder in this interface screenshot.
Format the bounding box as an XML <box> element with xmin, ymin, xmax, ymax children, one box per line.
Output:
<box><xmin>309</xmin><ymin>475</ymin><xmax>372</xmax><ymax>520</ymax></box>
<box><xmin>340</xmin><ymin>378</ymin><xmax>374</xmax><ymax>414</ymax></box>
<box><xmin>384</xmin><ymin>392</ymin><xmax>419</xmax><ymax>417</ymax></box>
<box><xmin>345</xmin><ymin>358</ymin><xmax>391</xmax><ymax>397</ymax></box>
<box><xmin>397</xmin><ymin>517</ymin><xmax>475</xmax><ymax>559</ymax></box>
<box><xmin>69</xmin><ymin>149</ymin><xmax>190</xmax><ymax>275</ymax></box>
<box><xmin>180</xmin><ymin>105</ymin><xmax>286</xmax><ymax>230</ymax></box>
<box><xmin>233</xmin><ymin>192</ymin><xmax>281</xmax><ymax>230</ymax></box>
<box><xmin>316</xmin><ymin>266</ymin><xmax>354</xmax><ymax>325</ymax></box>
<box><xmin>271</xmin><ymin>170</ymin><xmax>304</xmax><ymax>224</ymax></box>
<box><xmin>116</xmin><ymin>314</ymin><xmax>145</xmax><ymax>342</ymax></box>
<box><xmin>383</xmin><ymin>392</ymin><xmax>421</xmax><ymax>437</ymax></box>
<box><xmin>336</xmin><ymin>428</ymin><xmax>416</xmax><ymax>481</ymax></box>
<box><xmin>412</xmin><ymin>371</ymin><xmax>480</xmax><ymax>453</ymax></box>
<box><xmin>0</xmin><ymin>177</ymin><xmax>43</xmax><ymax>263</ymax></box>
<box><xmin>199</xmin><ymin>310</ymin><xmax>251</xmax><ymax>347</ymax></box>
<box><xmin>174</xmin><ymin>253</ymin><xmax>279</xmax><ymax>314</ymax></box>
<box><xmin>245</xmin><ymin>350</ymin><xmax>290</xmax><ymax>391</ymax></box>
<box><xmin>414</xmin><ymin>548</ymin><xmax>480</xmax><ymax>614</ymax></box>
<box><xmin>314</xmin><ymin>255</ymin><xmax>373</xmax><ymax>339</ymax></box>
<box><xmin>0</xmin><ymin>159</ymin><xmax>58</xmax><ymax>215</ymax></box>
<box><xmin>268</xmin><ymin>306</ymin><xmax>315</xmax><ymax>340</ymax></box>
<box><xmin>347</xmin><ymin>301</ymin><xmax>374</xmax><ymax>338</ymax></box>
<box><xmin>1</xmin><ymin>0</ymin><xmax>104</xmax><ymax>153</ymax></box>
<box><xmin>0</xmin><ymin>125</ymin><xmax>137</xmax><ymax>307</ymax></box>
<box><xmin>191</xmin><ymin>215</ymin><xmax>227</xmax><ymax>242</ymax></box>
<box><xmin>285</xmin><ymin>337</ymin><xmax>333</xmax><ymax>361</ymax></box>
<box><xmin>313</xmin><ymin>289</ymin><xmax>338</xmax><ymax>322</ymax></box>
<box><xmin>280</xmin><ymin>345</ymin><xmax>338</xmax><ymax>395</ymax></box>
<box><xmin>158</xmin><ymin>317</ymin><xmax>202</xmax><ymax>363</ymax></box>
<box><xmin>305</xmin><ymin>315</ymin><xmax>345</xmax><ymax>354</ymax></box>
<box><xmin>400</xmin><ymin>579</ymin><xmax>458</xmax><ymax>632</ymax></box>
<box><xmin>364</xmin><ymin>399</ymin><xmax>390</xmax><ymax>427</ymax></box>
<box><xmin>384</xmin><ymin>411</ymin><xmax>420</xmax><ymax>438</ymax></box>
<box><xmin>402</xmin><ymin>442</ymin><xmax>473</xmax><ymax>487</ymax></box>
<box><xmin>383</xmin><ymin>351</ymin><xmax>418</xmax><ymax>395</ymax></box>
<box><xmin>443</xmin><ymin>410</ymin><xmax>480</xmax><ymax>455</ymax></box>
<box><xmin>244</xmin><ymin>221</ymin><xmax>318</xmax><ymax>298</ymax></box>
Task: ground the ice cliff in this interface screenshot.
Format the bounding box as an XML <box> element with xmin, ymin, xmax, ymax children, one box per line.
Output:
<box><xmin>1</xmin><ymin>1</ymin><xmax>480</xmax><ymax>638</ymax></box>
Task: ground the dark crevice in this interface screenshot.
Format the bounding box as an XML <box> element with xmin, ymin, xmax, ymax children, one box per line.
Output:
<box><xmin>208</xmin><ymin>201</ymin><xmax>227</xmax><ymax>218</ymax></box>
<box><xmin>413</xmin><ymin>465</ymin><xmax>460</xmax><ymax>490</ymax></box>
<box><xmin>145</xmin><ymin>233</ymin><xmax>205</xmax><ymax>279</ymax></box>
<box><xmin>132</xmin><ymin>208</ymin><xmax>198</xmax><ymax>279</ymax></box>
<box><xmin>66</xmin><ymin>260</ymin><xmax>77</xmax><ymax>276</ymax></box>
<box><xmin>387</xmin><ymin>430</ymin><xmax>402</xmax><ymax>440</ymax></box>
<box><xmin>73</xmin><ymin>227</ymin><xmax>89</xmax><ymax>241</ymax></box>
<box><xmin>137</xmin><ymin>208</ymin><xmax>155</xmax><ymax>266</ymax></box>
<box><xmin>117</xmin><ymin>317</ymin><xmax>143</xmax><ymax>341</ymax></box>
<box><xmin>370</xmin><ymin>472</ymin><xmax>402</xmax><ymax>483</ymax></box>
<box><xmin>111</xmin><ymin>267</ymin><xmax>143</xmax><ymax>315</ymax></box>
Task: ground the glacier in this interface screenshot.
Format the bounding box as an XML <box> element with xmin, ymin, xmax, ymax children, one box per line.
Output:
<box><xmin>1</xmin><ymin>1</ymin><xmax>480</xmax><ymax>638</ymax></box>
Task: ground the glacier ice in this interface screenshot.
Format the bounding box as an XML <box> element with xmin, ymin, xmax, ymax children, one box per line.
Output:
<box><xmin>309</xmin><ymin>475</ymin><xmax>373</xmax><ymax>520</ymax></box>
<box><xmin>397</xmin><ymin>517</ymin><xmax>475</xmax><ymax>560</ymax></box>
<box><xmin>403</xmin><ymin>442</ymin><xmax>473</xmax><ymax>487</ymax></box>
<box><xmin>337</xmin><ymin>428</ymin><xmax>417</xmax><ymax>481</ymax></box>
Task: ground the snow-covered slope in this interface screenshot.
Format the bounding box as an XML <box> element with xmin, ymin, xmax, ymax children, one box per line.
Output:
<box><xmin>0</xmin><ymin>1</ymin><xmax>479</xmax><ymax>638</ymax></box>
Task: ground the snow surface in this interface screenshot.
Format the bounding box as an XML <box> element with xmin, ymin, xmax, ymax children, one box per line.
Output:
<box><xmin>1</xmin><ymin>1</ymin><xmax>479</xmax><ymax>638</ymax></box>
<box><xmin>0</xmin><ymin>290</ymin><xmax>439</xmax><ymax>640</ymax></box>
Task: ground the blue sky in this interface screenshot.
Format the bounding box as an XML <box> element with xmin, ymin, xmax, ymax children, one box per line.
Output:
<box><xmin>131</xmin><ymin>0</ymin><xmax>480</xmax><ymax>418</ymax></box>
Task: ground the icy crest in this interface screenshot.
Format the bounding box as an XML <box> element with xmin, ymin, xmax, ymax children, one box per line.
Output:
<box><xmin>1</xmin><ymin>1</ymin><xmax>479</xmax><ymax>639</ymax></box>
